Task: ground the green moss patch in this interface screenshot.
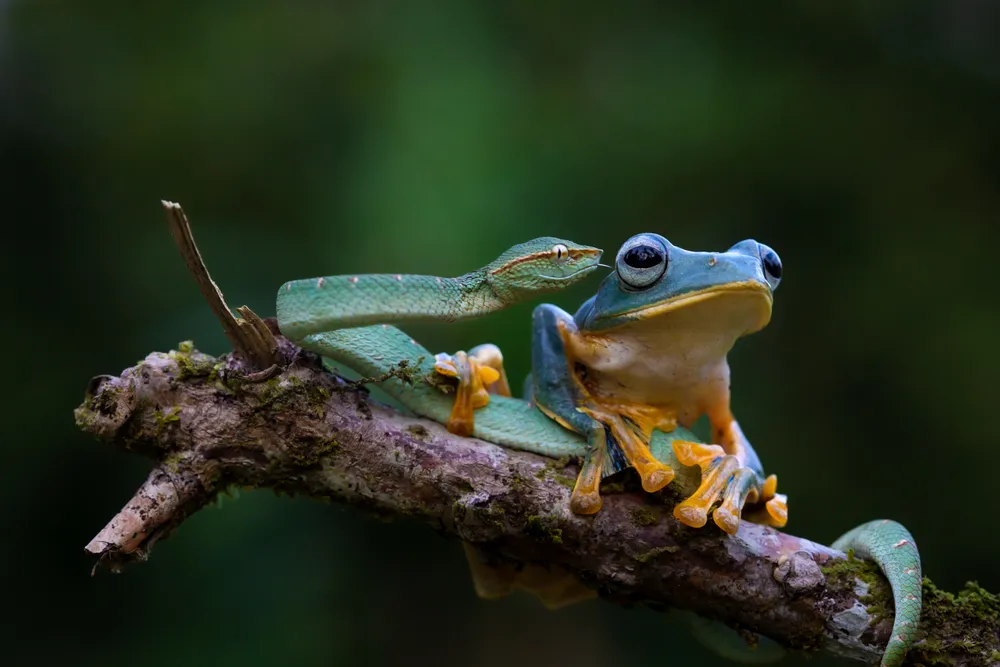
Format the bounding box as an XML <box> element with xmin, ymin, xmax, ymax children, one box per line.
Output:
<box><xmin>525</xmin><ymin>515</ymin><xmax>564</xmax><ymax>544</ymax></box>
<box><xmin>909</xmin><ymin>580</ymin><xmax>1000</xmax><ymax>665</ymax></box>
<box><xmin>633</xmin><ymin>545</ymin><xmax>678</xmax><ymax>563</ymax></box>
<box><xmin>823</xmin><ymin>553</ymin><xmax>1000</xmax><ymax>665</ymax></box>
<box><xmin>169</xmin><ymin>341</ymin><xmax>220</xmax><ymax>381</ymax></box>
<box><xmin>630</xmin><ymin>506</ymin><xmax>659</xmax><ymax>527</ymax></box>
<box><xmin>533</xmin><ymin>457</ymin><xmax>577</xmax><ymax>489</ymax></box>
<box><xmin>154</xmin><ymin>406</ymin><xmax>182</xmax><ymax>436</ymax></box>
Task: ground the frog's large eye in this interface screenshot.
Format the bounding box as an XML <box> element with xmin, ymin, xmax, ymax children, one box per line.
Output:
<box><xmin>760</xmin><ymin>244</ymin><xmax>782</xmax><ymax>290</ymax></box>
<box><xmin>616</xmin><ymin>235</ymin><xmax>668</xmax><ymax>289</ymax></box>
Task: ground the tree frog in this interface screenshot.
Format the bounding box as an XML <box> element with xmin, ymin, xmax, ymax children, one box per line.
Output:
<box><xmin>458</xmin><ymin>233</ymin><xmax>787</xmax><ymax>533</ymax></box>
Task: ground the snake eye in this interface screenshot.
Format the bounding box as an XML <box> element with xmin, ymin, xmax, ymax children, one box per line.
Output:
<box><xmin>552</xmin><ymin>243</ymin><xmax>569</xmax><ymax>261</ymax></box>
<box><xmin>616</xmin><ymin>235</ymin><xmax>668</xmax><ymax>289</ymax></box>
<box><xmin>760</xmin><ymin>244</ymin><xmax>782</xmax><ymax>289</ymax></box>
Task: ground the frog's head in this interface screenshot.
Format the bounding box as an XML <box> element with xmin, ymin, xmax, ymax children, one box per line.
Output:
<box><xmin>487</xmin><ymin>237</ymin><xmax>603</xmax><ymax>301</ymax></box>
<box><xmin>579</xmin><ymin>233</ymin><xmax>781</xmax><ymax>334</ymax></box>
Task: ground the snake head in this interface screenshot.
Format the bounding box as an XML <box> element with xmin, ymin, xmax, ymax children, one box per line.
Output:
<box><xmin>486</xmin><ymin>237</ymin><xmax>603</xmax><ymax>301</ymax></box>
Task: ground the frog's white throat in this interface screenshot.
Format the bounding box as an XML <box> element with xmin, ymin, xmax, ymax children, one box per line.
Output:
<box><xmin>571</xmin><ymin>287</ymin><xmax>771</xmax><ymax>422</ymax></box>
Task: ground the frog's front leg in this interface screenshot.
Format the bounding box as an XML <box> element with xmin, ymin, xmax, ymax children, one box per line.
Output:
<box><xmin>432</xmin><ymin>344</ymin><xmax>511</xmax><ymax>436</ymax></box>
<box><xmin>672</xmin><ymin>408</ymin><xmax>788</xmax><ymax>534</ymax></box>
<box><xmin>531</xmin><ymin>304</ymin><xmax>675</xmax><ymax>514</ymax></box>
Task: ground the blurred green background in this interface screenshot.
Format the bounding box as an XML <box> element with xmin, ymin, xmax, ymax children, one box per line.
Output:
<box><xmin>4</xmin><ymin>2</ymin><xmax>999</xmax><ymax>666</ymax></box>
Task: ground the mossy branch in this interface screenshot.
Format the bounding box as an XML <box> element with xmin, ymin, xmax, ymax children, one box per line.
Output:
<box><xmin>75</xmin><ymin>338</ymin><xmax>998</xmax><ymax>666</ymax></box>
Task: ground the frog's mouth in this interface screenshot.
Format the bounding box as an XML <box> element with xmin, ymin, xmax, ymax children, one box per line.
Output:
<box><xmin>618</xmin><ymin>280</ymin><xmax>773</xmax><ymax>334</ymax></box>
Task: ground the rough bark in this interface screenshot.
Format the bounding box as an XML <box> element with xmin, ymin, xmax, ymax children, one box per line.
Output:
<box><xmin>75</xmin><ymin>334</ymin><xmax>999</xmax><ymax>667</ymax></box>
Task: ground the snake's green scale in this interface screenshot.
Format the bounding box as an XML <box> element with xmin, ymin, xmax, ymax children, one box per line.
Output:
<box><xmin>276</xmin><ymin>236</ymin><xmax>921</xmax><ymax>667</ymax></box>
<box><xmin>278</xmin><ymin>237</ymin><xmax>596</xmax><ymax>341</ymax></box>
<box><xmin>832</xmin><ymin>520</ymin><xmax>922</xmax><ymax>667</ymax></box>
<box><xmin>279</xmin><ymin>273</ymin><xmax>503</xmax><ymax>339</ymax></box>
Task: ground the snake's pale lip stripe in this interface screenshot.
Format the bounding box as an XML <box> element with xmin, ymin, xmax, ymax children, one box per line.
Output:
<box><xmin>536</xmin><ymin>264</ymin><xmax>603</xmax><ymax>282</ymax></box>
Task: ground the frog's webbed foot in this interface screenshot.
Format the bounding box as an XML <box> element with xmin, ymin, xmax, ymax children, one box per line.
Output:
<box><xmin>433</xmin><ymin>344</ymin><xmax>511</xmax><ymax>436</ymax></box>
<box><xmin>567</xmin><ymin>405</ymin><xmax>676</xmax><ymax>515</ymax></box>
<box><xmin>567</xmin><ymin>432</ymin><xmax>607</xmax><ymax>515</ymax></box>
<box><xmin>671</xmin><ymin>441</ymin><xmax>787</xmax><ymax>534</ymax></box>
<box><xmin>467</xmin><ymin>343</ymin><xmax>512</xmax><ymax>397</ymax></box>
<box><xmin>742</xmin><ymin>473</ymin><xmax>788</xmax><ymax>529</ymax></box>
<box><xmin>461</xmin><ymin>543</ymin><xmax>596</xmax><ymax>610</ymax></box>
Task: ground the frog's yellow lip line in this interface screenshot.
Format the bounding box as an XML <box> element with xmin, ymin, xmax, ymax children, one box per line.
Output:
<box><xmin>616</xmin><ymin>280</ymin><xmax>773</xmax><ymax>321</ymax></box>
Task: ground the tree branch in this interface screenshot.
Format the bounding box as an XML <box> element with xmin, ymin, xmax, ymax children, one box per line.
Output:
<box><xmin>77</xmin><ymin>200</ymin><xmax>995</xmax><ymax>664</ymax></box>
<box><xmin>74</xmin><ymin>337</ymin><xmax>998</xmax><ymax>666</ymax></box>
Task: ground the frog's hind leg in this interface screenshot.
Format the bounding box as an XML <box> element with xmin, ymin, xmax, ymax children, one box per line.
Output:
<box><xmin>433</xmin><ymin>345</ymin><xmax>509</xmax><ymax>436</ymax></box>
<box><xmin>461</xmin><ymin>542</ymin><xmax>515</xmax><ymax>600</ymax></box>
<box><xmin>461</xmin><ymin>543</ymin><xmax>596</xmax><ymax>610</ymax></box>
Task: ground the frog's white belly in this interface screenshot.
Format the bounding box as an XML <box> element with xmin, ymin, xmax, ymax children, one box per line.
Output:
<box><xmin>570</xmin><ymin>325</ymin><xmax>738</xmax><ymax>427</ymax></box>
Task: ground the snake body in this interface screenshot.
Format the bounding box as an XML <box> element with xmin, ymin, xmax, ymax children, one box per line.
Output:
<box><xmin>832</xmin><ymin>521</ymin><xmax>922</xmax><ymax>667</ymax></box>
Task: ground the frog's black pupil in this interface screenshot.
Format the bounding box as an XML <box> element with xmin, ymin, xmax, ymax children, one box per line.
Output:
<box><xmin>623</xmin><ymin>245</ymin><xmax>664</xmax><ymax>269</ymax></box>
<box><xmin>762</xmin><ymin>250</ymin><xmax>782</xmax><ymax>279</ymax></box>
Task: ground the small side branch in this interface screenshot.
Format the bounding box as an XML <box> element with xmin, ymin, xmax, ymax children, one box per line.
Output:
<box><xmin>161</xmin><ymin>200</ymin><xmax>280</xmax><ymax>372</ymax></box>
<box><xmin>84</xmin><ymin>462</ymin><xmax>209</xmax><ymax>573</ymax></box>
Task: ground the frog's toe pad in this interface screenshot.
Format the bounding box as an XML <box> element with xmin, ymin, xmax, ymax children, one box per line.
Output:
<box><xmin>637</xmin><ymin>462</ymin><xmax>675</xmax><ymax>493</ymax></box>
<box><xmin>761</xmin><ymin>473</ymin><xmax>778</xmax><ymax>500</ymax></box>
<box><xmin>712</xmin><ymin>505</ymin><xmax>741</xmax><ymax>535</ymax></box>
<box><xmin>569</xmin><ymin>489</ymin><xmax>603</xmax><ymax>515</ymax></box>
<box><xmin>433</xmin><ymin>353</ymin><xmax>460</xmax><ymax>377</ymax></box>
<box><xmin>674</xmin><ymin>503</ymin><xmax>709</xmax><ymax>528</ymax></box>
<box><xmin>765</xmin><ymin>494</ymin><xmax>788</xmax><ymax>527</ymax></box>
<box><xmin>470</xmin><ymin>390</ymin><xmax>491</xmax><ymax>410</ymax></box>
<box><xmin>477</xmin><ymin>365</ymin><xmax>500</xmax><ymax>386</ymax></box>
<box><xmin>672</xmin><ymin>440</ymin><xmax>727</xmax><ymax>467</ymax></box>
<box><xmin>446</xmin><ymin>412</ymin><xmax>475</xmax><ymax>437</ymax></box>
<box><xmin>712</xmin><ymin>467</ymin><xmax>758</xmax><ymax>535</ymax></box>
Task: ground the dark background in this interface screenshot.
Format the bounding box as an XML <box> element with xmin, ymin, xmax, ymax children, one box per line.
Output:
<box><xmin>4</xmin><ymin>3</ymin><xmax>999</xmax><ymax>666</ymax></box>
